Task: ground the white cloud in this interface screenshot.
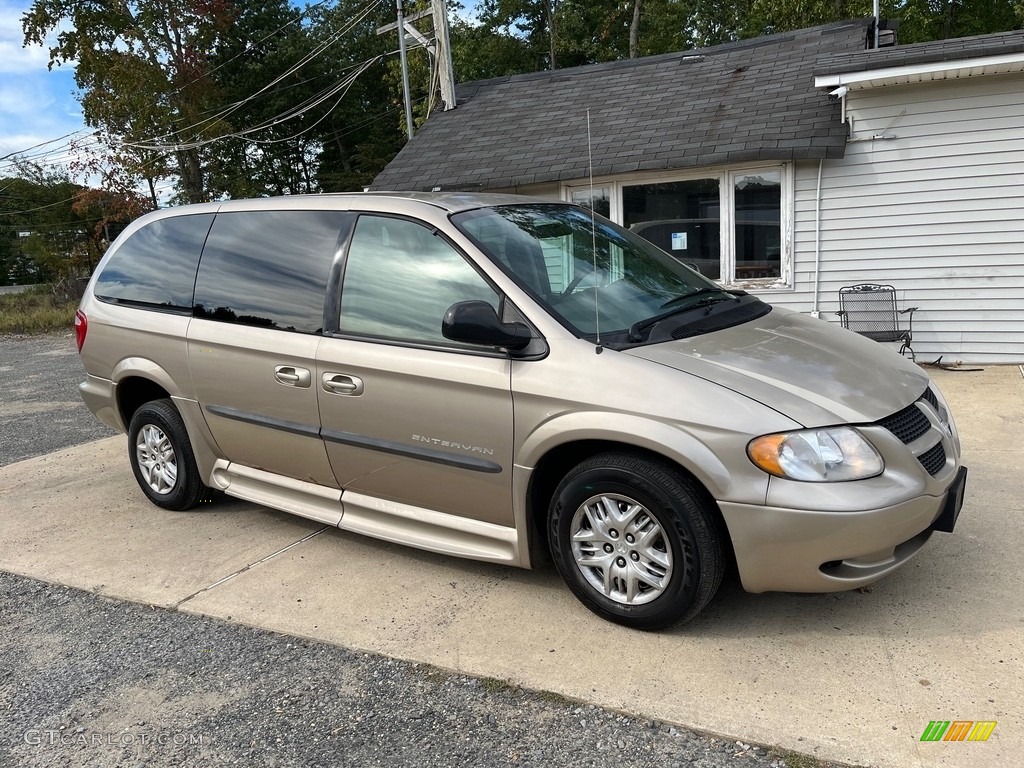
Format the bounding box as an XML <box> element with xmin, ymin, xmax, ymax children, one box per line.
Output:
<box><xmin>0</xmin><ymin>0</ymin><xmax>52</xmax><ymax>74</ymax></box>
<box><xmin>0</xmin><ymin>1</ymin><xmax>88</xmax><ymax>174</ymax></box>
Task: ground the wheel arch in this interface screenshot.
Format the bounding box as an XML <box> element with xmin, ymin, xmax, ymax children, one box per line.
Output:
<box><xmin>524</xmin><ymin>437</ymin><xmax>736</xmax><ymax>573</ymax></box>
<box><xmin>111</xmin><ymin>361</ymin><xmax>223</xmax><ymax>481</ymax></box>
<box><xmin>115</xmin><ymin>375</ymin><xmax>172</xmax><ymax>430</ymax></box>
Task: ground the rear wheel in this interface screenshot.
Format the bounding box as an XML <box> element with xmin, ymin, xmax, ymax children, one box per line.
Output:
<box><xmin>127</xmin><ymin>399</ymin><xmax>213</xmax><ymax>510</ymax></box>
<box><xmin>548</xmin><ymin>452</ymin><xmax>723</xmax><ymax>629</ymax></box>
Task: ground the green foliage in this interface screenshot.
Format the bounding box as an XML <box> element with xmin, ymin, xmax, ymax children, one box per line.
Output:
<box><xmin>0</xmin><ymin>167</ymin><xmax>85</xmax><ymax>285</ymax></box>
<box><xmin>22</xmin><ymin>0</ymin><xmax>232</xmax><ymax>203</ymax></box>
<box><xmin>0</xmin><ymin>286</ymin><xmax>78</xmax><ymax>335</ymax></box>
<box><xmin>312</xmin><ymin>0</ymin><xmax>405</xmax><ymax>192</ymax></box>
<box><xmin>0</xmin><ymin>163</ymin><xmax>149</xmax><ymax>286</ymax></box>
<box><xmin>451</xmin><ymin>18</ymin><xmax>538</xmax><ymax>80</ymax></box>
<box><xmin>15</xmin><ymin>0</ymin><xmax>1024</xmax><ymax>210</ymax></box>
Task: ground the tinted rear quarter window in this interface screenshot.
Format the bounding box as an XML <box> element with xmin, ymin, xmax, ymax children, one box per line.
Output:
<box><xmin>94</xmin><ymin>214</ymin><xmax>214</xmax><ymax>312</ymax></box>
<box><xmin>194</xmin><ymin>211</ymin><xmax>348</xmax><ymax>334</ymax></box>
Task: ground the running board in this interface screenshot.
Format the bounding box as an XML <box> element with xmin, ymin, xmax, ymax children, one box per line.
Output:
<box><xmin>210</xmin><ymin>460</ymin><xmax>343</xmax><ymax>526</ymax></box>
<box><xmin>339</xmin><ymin>490</ymin><xmax>518</xmax><ymax>564</ymax></box>
<box><xmin>209</xmin><ymin>461</ymin><xmax>519</xmax><ymax>564</ymax></box>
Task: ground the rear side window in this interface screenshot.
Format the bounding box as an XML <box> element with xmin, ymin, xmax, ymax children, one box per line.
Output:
<box><xmin>194</xmin><ymin>211</ymin><xmax>347</xmax><ymax>334</ymax></box>
<box><xmin>94</xmin><ymin>214</ymin><xmax>214</xmax><ymax>312</ymax></box>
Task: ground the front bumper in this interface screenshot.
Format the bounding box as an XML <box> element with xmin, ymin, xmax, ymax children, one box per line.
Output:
<box><xmin>719</xmin><ymin>490</ymin><xmax>950</xmax><ymax>594</ymax></box>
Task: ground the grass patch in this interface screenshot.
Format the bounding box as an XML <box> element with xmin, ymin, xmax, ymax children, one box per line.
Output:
<box><xmin>480</xmin><ymin>676</ymin><xmax>517</xmax><ymax>695</ymax></box>
<box><xmin>537</xmin><ymin>689</ymin><xmax>574</xmax><ymax>706</ymax></box>
<box><xmin>779</xmin><ymin>752</ymin><xmax>824</xmax><ymax>768</ymax></box>
<box><xmin>0</xmin><ymin>286</ymin><xmax>78</xmax><ymax>335</ymax></box>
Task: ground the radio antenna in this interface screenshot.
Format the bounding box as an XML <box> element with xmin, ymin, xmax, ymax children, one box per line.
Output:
<box><xmin>586</xmin><ymin>109</ymin><xmax>603</xmax><ymax>354</ymax></box>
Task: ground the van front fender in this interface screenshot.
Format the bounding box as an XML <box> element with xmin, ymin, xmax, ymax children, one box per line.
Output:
<box><xmin>515</xmin><ymin>411</ymin><xmax>768</xmax><ymax>504</ymax></box>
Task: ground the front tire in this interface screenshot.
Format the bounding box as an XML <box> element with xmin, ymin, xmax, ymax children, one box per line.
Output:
<box><xmin>548</xmin><ymin>452</ymin><xmax>723</xmax><ymax>629</ymax></box>
<box><xmin>127</xmin><ymin>399</ymin><xmax>213</xmax><ymax>511</ymax></box>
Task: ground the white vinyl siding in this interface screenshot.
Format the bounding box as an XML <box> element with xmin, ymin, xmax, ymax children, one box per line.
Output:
<box><xmin>777</xmin><ymin>73</ymin><xmax>1024</xmax><ymax>364</ymax></box>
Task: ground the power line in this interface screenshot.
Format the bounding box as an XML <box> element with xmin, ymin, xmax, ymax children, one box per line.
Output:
<box><xmin>126</xmin><ymin>0</ymin><xmax>386</xmax><ymax>150</ymax></box>
<box><xmin>0</xmin><ymin>130</ymin><xmax>94</xmax><ymax>163</ymax></box>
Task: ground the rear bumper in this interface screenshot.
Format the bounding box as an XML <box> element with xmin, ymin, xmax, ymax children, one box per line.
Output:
<box><xmin>79</xmin><ymin>375</ymin><xmax>123</xmax><ymax>432</ymax></box>
<box><xmin>719</xmin><ymin>492</ymin><xmax>947</xmax><ymax>594</ymax></box>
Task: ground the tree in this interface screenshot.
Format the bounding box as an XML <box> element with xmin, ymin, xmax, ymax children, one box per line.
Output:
<box><xmin>311</xmin><ymin>0</ymin><xmax>406</xmax><ymax>192</ymax></box>
<box><xmin>22</xmin><ymin>0</ymin><xmax>234</xmax><ymax>204</ymax></box>
<box><xmin>0</xmin><ymin>164</ymin><xmax>86</xmax><ymax>284</ymax></box>
<box><xmin>477</xmin><ymin>0</ymin><xmax>564</xmax><ymax>69</ymax></box>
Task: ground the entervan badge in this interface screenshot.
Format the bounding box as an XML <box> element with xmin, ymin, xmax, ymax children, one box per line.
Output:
<box><xmin>412</xmin><ymin>434</ymin><xmax>495</xmax><ymax>456</ymax></box>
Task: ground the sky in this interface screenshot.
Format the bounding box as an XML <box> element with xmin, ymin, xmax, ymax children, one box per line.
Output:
<box><xmin>0</xmin><ymin>0</ymin><xmax>88</xmax><ymax>172</ymax></box>
<box><xmin>0</xmin><ymin>0</ymin><xmax>480</xmax><ymax>187</ymax></box>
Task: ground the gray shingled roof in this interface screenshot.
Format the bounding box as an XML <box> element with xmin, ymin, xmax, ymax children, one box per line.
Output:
<box><xmin>817</xmin><ymin>27</ymin><xmax>1024</xmax><ymax>76</ymax></box>
<box><xmin>371</xmin><ymin>19</ymin><xmax>872</xmax><ymax>192</ymax></box>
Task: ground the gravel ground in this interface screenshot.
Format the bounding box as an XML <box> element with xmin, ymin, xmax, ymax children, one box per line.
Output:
<box><xmin>0</xmin><ymin>572</ymin><xmax>845</xmax><ymax>768</ymax></box>
<box><xmin>0</xmin><ymin>334</ymin><xmax>854</xmax><ymax>768</ymax></box>
<box><xmin>0</xmin><ymin>332</ymin><xmax>116</xmax><ymax>465</ymax></box>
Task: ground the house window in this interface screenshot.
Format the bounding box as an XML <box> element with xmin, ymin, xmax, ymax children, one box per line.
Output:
<box><xmin>622</xmin><ymin>179</ymin><xmax>721</xmax><ymax>280</ymax></box>
<box><xmin>733</xmin><ymin>171</ymin><xmax>781</xmax><ymax>280</ymax></box>
<box><xmin>564</xmin><ymin>165</ymin><xmax>789</xmax><ymax>287</ymax></box>
<box><xmin>569</xmin><ymin>186</ymin><xmax>611</xmax><ymax>218</ymax></box>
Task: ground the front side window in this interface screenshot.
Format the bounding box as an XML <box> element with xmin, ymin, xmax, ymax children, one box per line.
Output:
<box><xmin>337</xmin><ymin>215</ymin><xmax>500</xmax><ymax>347</ymax></box>
<box><xmin>95</xmin><ymin>214</ymin><xmax>214</xmax><ymax>312</ymax></box>
<box><xmin>194</xmin><ymin>211</ymin><xmax>346</xmax><ymax>334</ymax></box>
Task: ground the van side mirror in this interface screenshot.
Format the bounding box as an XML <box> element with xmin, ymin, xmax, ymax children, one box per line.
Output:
<box><xmin>442</xmin><ymin>301</ymin><xmax>532</xmax><ymax>351</ymax></box>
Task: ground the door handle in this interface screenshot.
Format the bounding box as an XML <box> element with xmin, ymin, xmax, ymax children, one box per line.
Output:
<box><xmin>322</xmin><ymin>373</ymin><xmax>364</xmax><ymax>396</ymax></box>
<box><xmin>274</xmin><ymin>365</ymin><xmax>311</xmax><ymax>388</ymax></box>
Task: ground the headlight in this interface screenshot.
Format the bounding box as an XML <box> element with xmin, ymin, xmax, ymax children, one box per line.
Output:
<box><xmin>747</xmin><ymin>427</ymin><xmax>883</xmax><ymax>482</ymax></box>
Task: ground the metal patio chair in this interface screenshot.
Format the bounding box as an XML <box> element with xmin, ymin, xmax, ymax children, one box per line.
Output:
<box><xmin>837</xmin><ymin>284</ymin><xmax>917</xmax><ymax>361</ymax></box>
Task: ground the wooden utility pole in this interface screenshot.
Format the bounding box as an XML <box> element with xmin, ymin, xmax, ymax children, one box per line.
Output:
<box><xmin>431</xmin><ymin>0</ymin><xmax>456</xmax><ymax>110</ymax></box>
<box><xmin>377</xmin><ymin>0</ymin><xmax>457</xmax><ymax>138</ymax></box>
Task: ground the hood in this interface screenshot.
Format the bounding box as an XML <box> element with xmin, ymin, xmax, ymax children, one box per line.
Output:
<box><xmin>624</xmin><ymin>307</ymin><xmax>929</xmax><ymax>426</ymax></box>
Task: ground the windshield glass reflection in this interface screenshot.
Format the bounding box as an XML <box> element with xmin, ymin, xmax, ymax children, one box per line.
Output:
<box><xmin>452</xmin><ymin>204</ymin><xmax>725</xmax><ymax>342</ymax></box>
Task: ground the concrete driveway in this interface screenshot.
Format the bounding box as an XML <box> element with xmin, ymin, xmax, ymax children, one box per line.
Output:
<box><xmin>0</xmin><ymin>364</ymin><xmax>1020</xmax><ymax>768</ymax></box>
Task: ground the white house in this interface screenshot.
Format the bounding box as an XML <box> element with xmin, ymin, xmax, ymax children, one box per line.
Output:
<box><xmin>372</xmin><ymin>20</ymin><xmax>1024</xmax><ymax>364</ymax></box>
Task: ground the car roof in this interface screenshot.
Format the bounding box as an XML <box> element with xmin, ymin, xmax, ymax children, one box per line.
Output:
<box><xmin>148</xmin><ymin>192</ymin><xmax>565</xmax><ymax>219</ymax></box>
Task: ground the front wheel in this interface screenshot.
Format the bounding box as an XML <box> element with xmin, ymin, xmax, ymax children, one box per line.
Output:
<box><xmin>127</xmin><ymin>399</ymin><xmax>214</xmax><ymax>511</ymax></box>
<box><xmin>548</xmin><ymin>453</ymin><xmax>724</xmax><ymax>629</ymax></box>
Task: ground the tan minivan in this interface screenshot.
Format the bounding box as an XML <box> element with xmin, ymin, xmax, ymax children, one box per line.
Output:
<box><xmin>75</xmin><ymin>193</ymin><xmax>967</xmax><ymax>629</ymax></box>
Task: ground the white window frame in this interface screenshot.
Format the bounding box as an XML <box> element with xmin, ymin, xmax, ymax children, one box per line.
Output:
<box><xmin>561</xmin><ymin>162</ymin><xmax>794</xmax><ymax>290</ymax></box>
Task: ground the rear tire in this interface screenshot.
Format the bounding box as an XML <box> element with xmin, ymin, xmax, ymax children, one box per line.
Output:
<box><xmin>548</xmin><ymin>452</ymin><xmax>723</xmax><ymax>629</ymax></box>
<box><xmin>127</xmin><ymin>399</ymin><xmax>214</xmax><ymax>511</ymax></box>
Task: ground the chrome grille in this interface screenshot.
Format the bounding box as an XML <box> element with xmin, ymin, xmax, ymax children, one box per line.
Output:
<box><xmin>922</xmin><ymin>387</ymin><xmax>939</xmax><ymax>410</ymax></box>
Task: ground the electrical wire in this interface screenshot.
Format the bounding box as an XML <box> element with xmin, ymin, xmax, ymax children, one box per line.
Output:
<box><xmin>126</xmin><ymin>0</ymin><xmax>385</xmax><ymax>149</ymax></box>
<box><xmin>0</xmin><ymin>130</ymin><xmax>94</xmax><ymax>163</ymax></box>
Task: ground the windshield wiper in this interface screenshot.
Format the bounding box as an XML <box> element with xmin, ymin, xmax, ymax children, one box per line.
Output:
<box><xmin>659</xmin><ymin>287</ymin><xmax>732</xmax><ymax>309</ymax></box>
<box><xmin>629</xmin><ymin>289</ymin><xmax>747</xmax><ymax>343</ymax></box>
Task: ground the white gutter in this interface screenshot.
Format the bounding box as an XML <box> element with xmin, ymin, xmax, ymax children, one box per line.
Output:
<box><xmin>815</xmin><ymin>51</ymin><xmax>1024</xmax><ymax>89</ymax></box>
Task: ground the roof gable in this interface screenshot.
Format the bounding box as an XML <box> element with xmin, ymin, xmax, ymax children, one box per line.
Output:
<box><xmin>372</xmin><ymin>20</ymin><xmax>871</xmax><ymax>192</ymax></box>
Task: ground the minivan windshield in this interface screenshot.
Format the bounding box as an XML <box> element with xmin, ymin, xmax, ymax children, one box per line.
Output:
<box><xmin>452</xmin><ymin>203</ymin><xmax>762</xmax><ymax>345</ymax></box>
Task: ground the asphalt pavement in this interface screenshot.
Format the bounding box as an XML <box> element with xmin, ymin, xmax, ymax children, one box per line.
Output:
<box><xmin>0</xmin><ymin>333</ymin><xmax>840</xmax><ymax>768</ymax></box>
<box><xmin>0</xmin><ymin>332</ymin><xmax>115</xmax><ymax>465</ymax></box>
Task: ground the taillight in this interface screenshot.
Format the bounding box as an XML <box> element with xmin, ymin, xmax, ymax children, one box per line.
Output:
<box><xmin>74</xmin><ymin>309</ymin><xmax>87</xmax><ymax>352</ymax></box>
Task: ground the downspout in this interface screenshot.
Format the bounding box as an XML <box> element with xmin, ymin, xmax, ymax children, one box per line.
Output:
<box><xmin>811</xmin><ymin>159</ymin><xmax>824</xmax><ymax>318</ymax></box>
